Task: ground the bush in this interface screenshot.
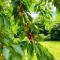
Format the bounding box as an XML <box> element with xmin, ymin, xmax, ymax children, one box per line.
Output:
<box><xmin>49</xmin><ymin>23</ymin><xmax>60</xmax><ymax>40</ymax></box>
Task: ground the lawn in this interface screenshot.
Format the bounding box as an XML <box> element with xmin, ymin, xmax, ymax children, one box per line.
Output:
<box><xmin>40</xmin><ymin>41</ymin><xmax>60</xmax><ymax>60</ymax></box>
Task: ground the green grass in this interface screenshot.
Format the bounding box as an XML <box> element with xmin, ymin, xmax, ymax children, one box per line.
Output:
<box><xmin>40</xmin><ymin>41</ymin><xmax>60</xmax><ymax>60</ymax></box>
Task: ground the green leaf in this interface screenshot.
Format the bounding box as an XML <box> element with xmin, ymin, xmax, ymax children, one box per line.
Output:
<box><xmin>12</xmin><ymin>44</ymin><xmax>24</xmax><ymax>57</ymax></box>
<box><xmin>27</xmin><ymin>43</ymin><xmax>34</xmax><ymax>60</ymax></box>
<box><xmin>26</xmin><ymin>13</ymin><xmax>32</xmax><ymax>22</ymax></box>
<box><xmin>34</xmin><ymin>43</ymin><xmax>55</xmax><ymax>60</ymax></box>
<box><xmin>0</xmin><ymin>14</ymin><xmax>4</xmax><ymax>28</ymax></box>
<box><xmin>8</xmin><ymin>47</ymin><xmax>23</xmax><ymax>60</ymax></box>
<box><xmin>0</xmin><ymin>30</ymin><xmax>4</xmax><ymax>41</ymax></box>
<box><xmin>0</xmin><ymin>46</ymin><xmax>2</xmax><ymax>55</ymax></box>
<box><xmin>3</xmin><ymin>15</ymin><xmax>10</xmax><ymax>29</ymax></box>
<box><xmin>11</xmin><ymin>55</ymin><xmax>22</xmax><ymax>60</ymax></box>
<box><xmin>34</xmin><ymin>44</ymin><xmax>41</xmax><ymax>60</ymax></box>
<box><xmin>0</xmin><ymin>14</ymin><xmax>10</xmax><ymax>29</ymax></box>
<box><xmin>20</xmin><ymin>41</ymin><xmax>28</xmax><ymax>49</ymax></box>
<box><xmin>3</xmin><ymin>47</ymin><xmax>10</xmax><ymax>60</ymax></box>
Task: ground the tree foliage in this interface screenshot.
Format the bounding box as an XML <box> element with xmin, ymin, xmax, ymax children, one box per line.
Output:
<box><xmin>49</xmin><ymin>23</ymin><xmax>60</xmax><ymax>40</ymax></box>
<box><xmin>0</xmin><ymin>0</ymin><xmax>55</xmax><ymax>60</ymax></box>
<box><xmin>53</xmin><ymin>0</ymin><xmax>60</xmax><ymax>11</ymax></box>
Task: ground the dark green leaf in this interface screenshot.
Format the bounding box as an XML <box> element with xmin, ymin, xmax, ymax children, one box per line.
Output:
<box><xmin>26</xmin><ymin>13</ymin><xmax>32</xmax><ymax>22</ymax></box>
<box><xmin>27</xmin><ymin>43</ymin><xmax>34</xmax><ymax>60</ymax></box>
<box><xmin>0</xmin><ymin>14</ymin><xmax>4</xmax><ymax>28</ymax></box>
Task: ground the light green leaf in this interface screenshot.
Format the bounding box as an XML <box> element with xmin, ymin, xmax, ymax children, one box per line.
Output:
<box><xmin>3</xmin><ymin>47</ymin><xmax>10</xmax><ymax>60</ymax></box>
<box><xmin>12</xmin><ymin>44</ymin><xmax>24</xmax><ymax>57</ymax></box>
